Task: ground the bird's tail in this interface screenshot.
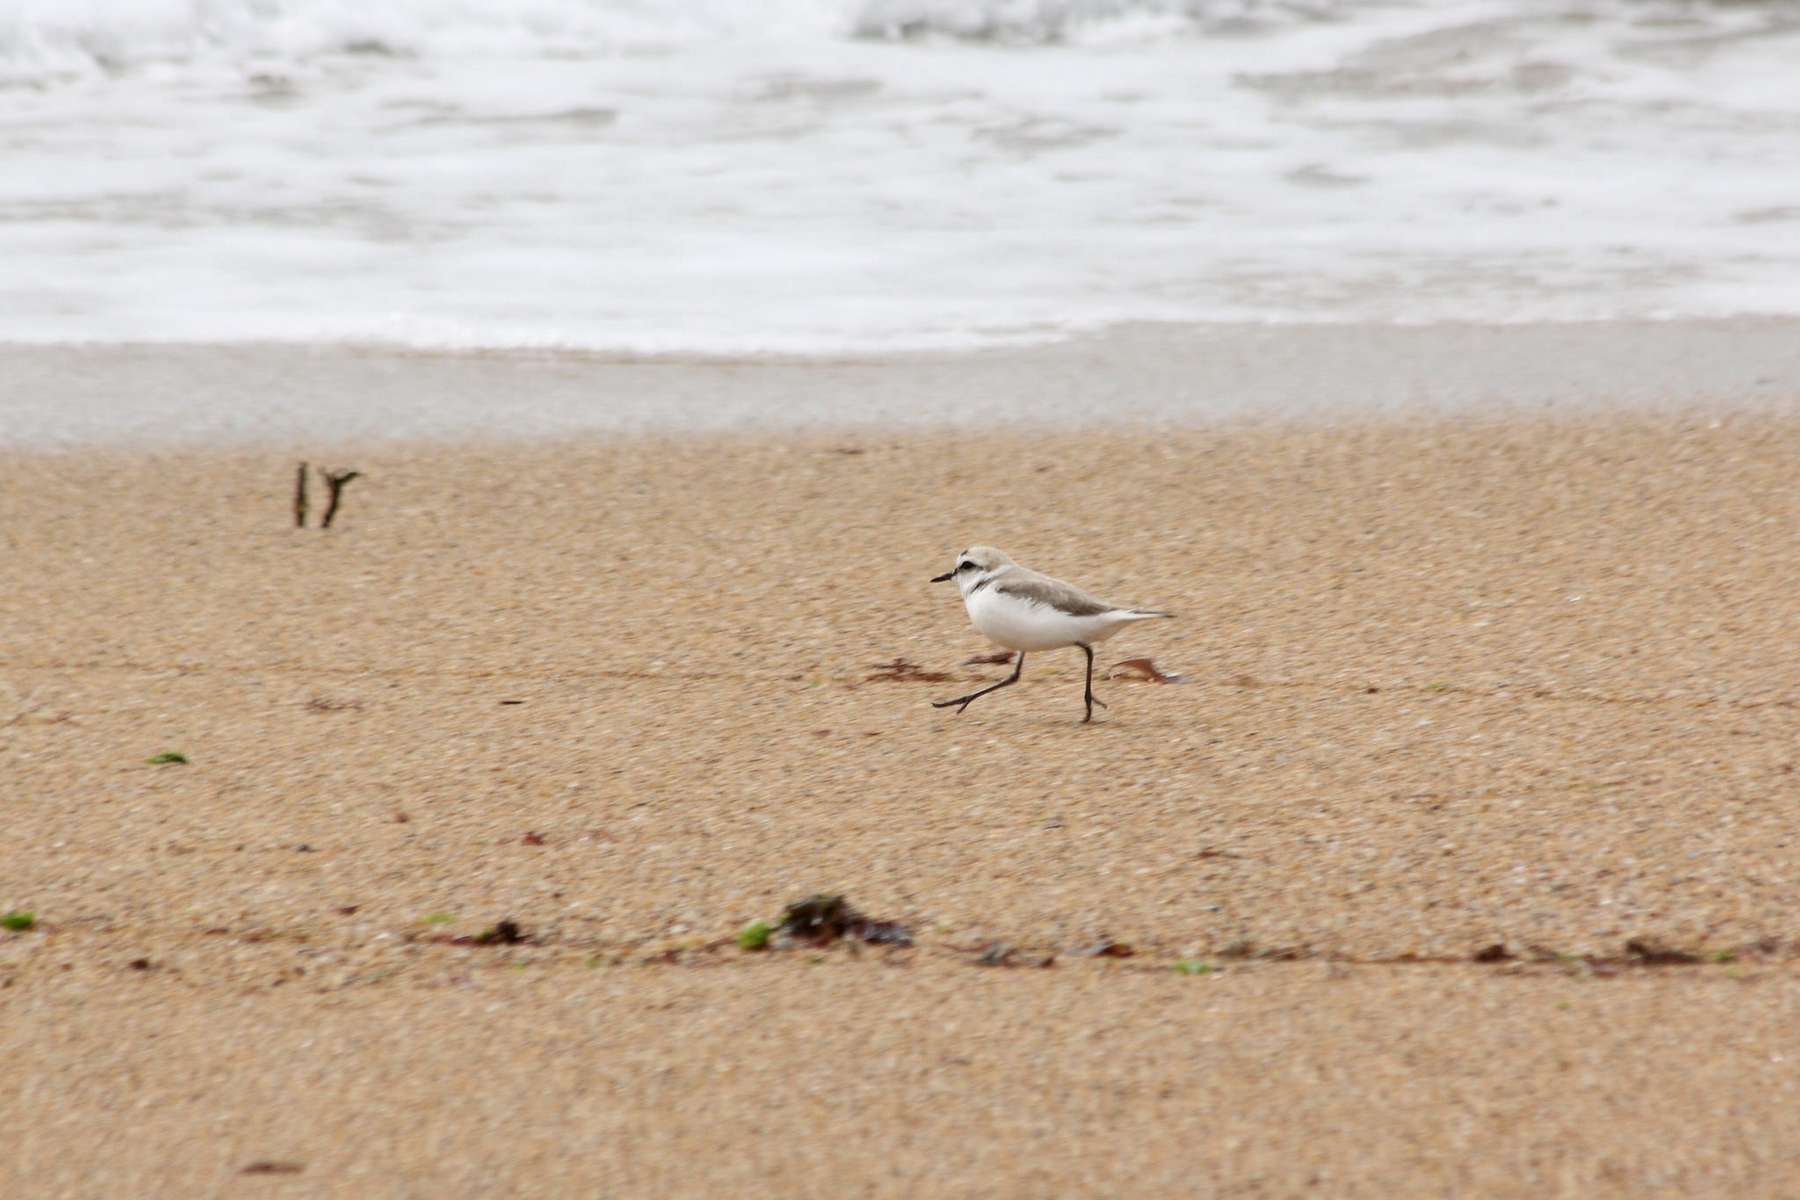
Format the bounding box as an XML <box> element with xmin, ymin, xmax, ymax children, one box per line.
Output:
<box><xmin>1116</xmin><ymin>609</ymin><xmax>1174</xmax><ymax>621</ymax></box>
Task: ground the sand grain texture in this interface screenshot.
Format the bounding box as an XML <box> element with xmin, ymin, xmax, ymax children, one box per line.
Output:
<box><xmin>3</xmin><ymin>412</ymin><xmax>1798</xmax><ymax>1197</ymax></box>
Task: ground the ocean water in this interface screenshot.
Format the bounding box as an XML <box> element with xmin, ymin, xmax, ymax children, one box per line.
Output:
<box><xmin>4</xmin><ymin>0</ymin><xmax>1800</xmax><ymax>353</ymax></box>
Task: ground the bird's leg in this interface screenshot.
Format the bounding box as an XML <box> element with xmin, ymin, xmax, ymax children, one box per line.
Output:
<box><xmin>1079</xmin><ymin>643</ymin><xmax>1108</xmax><ymax>723</ymax></box>
<box><xmin>932</xmin><ymin>652</ymin><xmax>1025</xmax><ymax>714</ymax></box>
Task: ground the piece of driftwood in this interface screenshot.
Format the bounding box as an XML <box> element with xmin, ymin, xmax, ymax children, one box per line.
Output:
<box><xmin>961</xmin><ymin>651</ymin><xmax>1016</xmax><ymax>666</ymax></box>
<box><xmin>319</xmin><ymin>469</ymin><xmax>361</xmax><ymax>529</ymax></box>
<box><xmin>293</xmin><ymin>462</ymin><xmax>309</xmax><ymax>528</ymax></box>
<box><xmin>1107</xmin><ymin>657</ymin><xmax>1188</xmax><ymax>684</ymax></box>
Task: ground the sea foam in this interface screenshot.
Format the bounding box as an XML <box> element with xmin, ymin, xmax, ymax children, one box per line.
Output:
<box><xmin>2</xmin><ymin>0</ymin><xmax>1798</xmax><ymax>352</ymax></box>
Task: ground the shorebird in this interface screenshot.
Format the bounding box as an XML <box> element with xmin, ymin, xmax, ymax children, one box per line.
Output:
<box><xmin>930</xmin><ymin>545</ymin><xmax>1173</xmax><ymax>722</ymax></box>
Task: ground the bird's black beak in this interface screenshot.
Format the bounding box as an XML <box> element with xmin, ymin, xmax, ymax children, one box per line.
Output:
<box><xmin>931</xmin><ymin>571</ymin><xmax>954</xmax><ymax>583</ymax></box>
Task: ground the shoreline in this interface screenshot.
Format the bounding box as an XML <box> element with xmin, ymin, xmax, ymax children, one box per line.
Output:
<box><xmin>4</xmin><ymin>318</ymin><xmax>1798</xmax><ymax>451</ymax></box>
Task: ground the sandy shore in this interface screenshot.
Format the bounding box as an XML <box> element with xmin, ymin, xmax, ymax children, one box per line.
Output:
<box><xmin>3</xmin><ymin>382</ymin><xmax>1798</xmax><ymax>1194</ymax></box>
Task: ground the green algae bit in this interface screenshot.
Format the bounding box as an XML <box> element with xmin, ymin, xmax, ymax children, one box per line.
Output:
<box><xmin>2</xmin><ymin>911</ymin><xmax>36</xmax><ymax>932</ymax></box>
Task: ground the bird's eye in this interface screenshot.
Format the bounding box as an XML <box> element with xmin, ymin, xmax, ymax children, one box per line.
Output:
<box><xmin>957</xmin><ymin>561</ymin><xmax>977</xmax><ymax>573</ymax></box>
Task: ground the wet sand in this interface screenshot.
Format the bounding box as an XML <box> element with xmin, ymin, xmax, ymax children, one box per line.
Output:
<box><xmin>3</xmin><ymin>372</ymin><xmax>1798</xmax><ymax>1195</ymax></box>
<box><xmin>6</xmin><ymin>318</ymin><xmax>1800</xmax><ymax>448</ymax></box>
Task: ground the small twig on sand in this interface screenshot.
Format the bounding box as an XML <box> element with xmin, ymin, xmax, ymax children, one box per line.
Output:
<box><xmin>319</xmin><ymin>469</ymin><xmax>362</xmax><ymax>529</ymax></box>
<box><xmin>294</xmin><ymin>462</ymin><xmax>309</xmax><ymax>528</ymax></box>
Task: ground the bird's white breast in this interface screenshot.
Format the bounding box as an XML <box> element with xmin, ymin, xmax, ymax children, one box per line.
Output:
<box><xmin>965</xmin><ymin>585</ymin><xmax>1120</xmax><ymax>652</ymax></box>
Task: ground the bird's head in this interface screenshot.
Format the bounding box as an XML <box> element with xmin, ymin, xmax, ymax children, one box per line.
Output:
<box><xmin>932</xmin><ymin>545</ymin><xmax>1012</xmax><ymax>596</ymax></box>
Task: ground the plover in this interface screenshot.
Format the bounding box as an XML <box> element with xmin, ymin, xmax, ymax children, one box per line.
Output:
<box><xmin>931</xmin><ymin>546</ymin><xmax>1173</xmax><ymax>722</ymax></box>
